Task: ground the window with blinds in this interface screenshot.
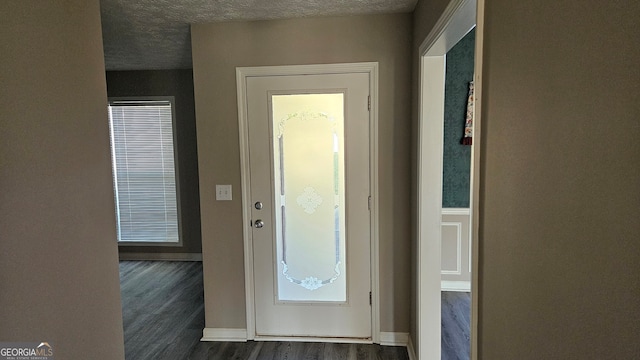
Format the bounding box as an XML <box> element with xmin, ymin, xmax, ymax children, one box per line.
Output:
<box><xmin>107</xmin><ymin>98</ymin><xmax>180</xmax><ymax>244</ymax></box>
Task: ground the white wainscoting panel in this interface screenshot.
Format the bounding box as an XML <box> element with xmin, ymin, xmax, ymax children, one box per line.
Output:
<box><xmin>441</xmin><ymin>208</ymin><xmax>471</xmax><ymax>290</ymax></box>
<box><xmin>441</xmin><ymin>222</ymin><xmax>462</xmax><ymax>275</ymax></box>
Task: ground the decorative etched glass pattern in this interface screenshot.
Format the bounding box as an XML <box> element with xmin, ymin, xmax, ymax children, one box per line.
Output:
<box><xmin>296</xmin><ymin>187</ymin><xmax>323</xmax><ymax>214</ymax></box>
<box><xmin>272</xmin><ymin>93</ymin><xmax>346</xmax><ymax>302</ymax></box>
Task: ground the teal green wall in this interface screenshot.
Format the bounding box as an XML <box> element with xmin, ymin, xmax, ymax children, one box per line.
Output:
<box><xmin>443</xmin><ymin>28</ymin><xmax>475</xmax><ymax>208</ymax></box>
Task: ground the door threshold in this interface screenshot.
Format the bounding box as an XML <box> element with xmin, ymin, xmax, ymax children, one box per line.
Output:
<box><xmin>253</xmin><ymin>335</ymin><xmax>373</xmax><ymax>344</ymax></box>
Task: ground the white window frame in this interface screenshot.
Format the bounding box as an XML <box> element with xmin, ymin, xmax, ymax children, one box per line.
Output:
<box><xmin>108</xmin><ymin>96</ymin><xmax>182</xmax><ymax>247</ymax></box>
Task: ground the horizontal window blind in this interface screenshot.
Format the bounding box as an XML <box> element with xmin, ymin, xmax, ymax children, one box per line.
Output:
<box><xmin>108</xmin><ymin>99</ymin><xmax>179</xmax><ymax>243</ymax></box>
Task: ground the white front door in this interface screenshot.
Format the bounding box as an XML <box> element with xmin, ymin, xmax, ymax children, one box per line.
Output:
<box><xmin>244</xmin><ymin>68</ymin><xmax>372</xmax><ymax>339</ymax></box>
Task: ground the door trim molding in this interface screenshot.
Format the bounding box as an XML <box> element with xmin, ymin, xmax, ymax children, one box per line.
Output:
<box><xmin>236</xmin><ymin>62</ymin><xmax>380</xmax><ymax>342</ymax></box>
<box><xmin>417</xmin><ymin>0</ymin><xmax>478</xmax><ymax>359</ymax></box>
<box><xmin>407</xmin><ymin>337</ymin><xmax>417</xmax><ymax>360</ymax></box>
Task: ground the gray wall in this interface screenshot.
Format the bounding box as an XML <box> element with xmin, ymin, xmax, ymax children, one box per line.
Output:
<box><xmin>414</xmin><ymin>0</ymin><xmax>640</xmax><ymax>357</ymax></box>
<box><xmin>106</xmin><ymin>70</ymin><xmax>202</xmax><ymax>254</ymax></box>
<box><xmin>478</xmin><ymin>0</ymin><xmax>639</xmax><ymax>358</ymax></box>
<box><xmin>191</xmin><ymin>14</ymin><xmax>413</xmax><ymax>332</ymax></box>
<box><xmin>0</xmin><ymin>1</ymin><xmax>125</xmax><ymax>358</ymax></box>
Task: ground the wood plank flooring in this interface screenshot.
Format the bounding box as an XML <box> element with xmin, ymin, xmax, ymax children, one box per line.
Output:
<box><xmin>119</xmin><ymin>261</ymin><xmax>469</xmax><ymax>359</ymax></box>
<box><xmin>188</xmin><ymin>341</ymin><xmax>408</xmax><ymax>360</ymax></box>
<box><xmin>119</xmin><ymin>261</ymin><xmax>205</xmax><ymax>360</ymax></box>
<box><xmin>441</xmin><ymin>292</ymin><xmax>471</xmax><ymax>360</ymax></box>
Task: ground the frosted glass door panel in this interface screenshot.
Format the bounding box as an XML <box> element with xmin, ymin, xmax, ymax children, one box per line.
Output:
<box><xmin>247</xmin><ymin>69</ymin><xmax>372</xmax><ymax>338</ymax></box>
<box><xmin>271</xmin><ymin>93</ymin><xmax>346</xmax><ymax>302</ymax></box>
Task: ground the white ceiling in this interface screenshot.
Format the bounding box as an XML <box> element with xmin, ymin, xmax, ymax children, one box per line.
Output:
<box><xmin>100</xmin><ymin>0</ymin><xmax>418</xmax><ymax>71</ymax></box>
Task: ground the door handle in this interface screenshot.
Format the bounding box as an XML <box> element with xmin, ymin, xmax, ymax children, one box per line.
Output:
<box><xmin>254</xmin><ymin>219</ymin><xmax>264</xmax><ymax>228</ymax></box>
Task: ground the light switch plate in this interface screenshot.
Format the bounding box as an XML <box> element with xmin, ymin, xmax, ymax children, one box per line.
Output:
<box><xmin>215</xmin><ymin>185</ymin><xmax>232</xmax><ymax>201</ymax></box>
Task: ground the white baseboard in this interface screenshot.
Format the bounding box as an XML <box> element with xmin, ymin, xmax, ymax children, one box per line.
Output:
<box><xmin>118</xmin><ymin>252</ymin><xmax>202</xmax><ymax>261</ymax></box>
<box><xmin>406</xmin><ymin>336</ymin><xmax>417</xmax><ymax>360</ymax></box>
<box><xmin>200</xmin><ymin>328</ymin><xmax>415</xmax><ymax>351</ymax></box>
<box><xmin>379</xmin><ymin>332</ymin><xmax>409</xmax><ymax>346</ymax></box>
<box><xmin>253</xmin><ymin>335</ymin><xmax>372</xmax><ymax>344</ymax></box>
<box><xmin>201</xmin><ymin>328</ymin><xmax>248</xmax><ymax>342</ymax></box>
<box><xmin>441</xmin><ymin>280</ymin><xmax>471</xmax><ymax>292</ymax></box>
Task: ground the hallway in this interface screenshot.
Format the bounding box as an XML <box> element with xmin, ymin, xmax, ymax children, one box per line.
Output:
<box><xmin>119</xmin><ymin>261</ymin><xmax>469</xmax><ymax>359</ymax></box>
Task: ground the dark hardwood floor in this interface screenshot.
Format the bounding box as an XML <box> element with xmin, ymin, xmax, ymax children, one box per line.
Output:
<box><xmin>441</xmin><ymin>292</ymin><xmax>471</xmax><ymax>360</ymax></box>
<box><xmin>119</xmin><ymin>261</ymin><xmax>205</xmax><ymax>360</ymax></box>
<box><xmin>119</xmin><ymin>261</ymin><xmax>469</xmax><ymax>359</ymax></box>
<box><xmin>188</xmin><ymin>341</ymin><xmax>408</xmax><ymax>360</ymax></box>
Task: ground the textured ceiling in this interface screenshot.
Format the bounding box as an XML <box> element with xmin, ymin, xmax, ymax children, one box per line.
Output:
<box><xmin>100</xmin><ymin>0</ymin><xmax>418</xmax><ymax>71</ymax></box>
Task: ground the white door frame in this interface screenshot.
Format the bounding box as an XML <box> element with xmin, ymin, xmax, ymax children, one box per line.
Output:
<box><xmin>236</xmin><ymin>62</ymin><xmax>380</xmax><ymax>342</ymax></box>
<box><xmin>416</xmin><ymin>0</ymin><xmax>482</xmax><ymax>359</ymax></box>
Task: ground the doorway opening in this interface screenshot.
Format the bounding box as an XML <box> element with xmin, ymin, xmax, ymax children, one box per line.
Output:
<box><xmin>416</xmin><ymin>0</ymin><xmax>481</xmax><ymax>359</ymax></box>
